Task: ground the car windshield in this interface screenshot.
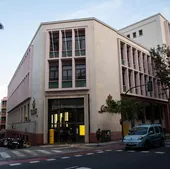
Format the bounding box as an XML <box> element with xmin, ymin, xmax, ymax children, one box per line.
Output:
<box><xmin>128</xmin><ymin>127</ymin><xmax>148</xmax><ymax>135</ymax></box>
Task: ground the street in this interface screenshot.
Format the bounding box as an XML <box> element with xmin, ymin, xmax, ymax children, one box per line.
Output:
<box><xmin>0</xmin><ymin>146</ymin><xmax>170</xmax><ymax>169</ymax></box>
<box><xmin>0</xmin><ymin>141</ymin><xmax>170</xmax><ymax>169</ymax></box>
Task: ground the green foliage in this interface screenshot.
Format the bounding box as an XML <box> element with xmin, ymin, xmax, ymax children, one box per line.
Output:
<box><xmin>0</xmin><ymin>23</ymin><xmax>3</xmax><ymax>30</ymax></box>
<box><xmin>150</xmin><ymin>44</ymin><xmax>170</xmax><ymax>90</ymax></box>
<box><xmin>106</xmin><ymin>95</ymin><xmax>145</xmax><ymax>122</ymax></box>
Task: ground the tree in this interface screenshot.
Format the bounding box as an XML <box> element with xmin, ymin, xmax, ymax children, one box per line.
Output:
<box><xmin>0</xmin><ymin>23</ymin><xmax>4</xmax><ymax>30</ymax></box>
<box><xmin>150</xmin><ymin>44</ymin><xmax>170</xmax><ymax>132</ymax></box>
<box><xmin>105</xmin><ymin>95</ymin><xmax>145</xmax><ymax>128</ymax></box>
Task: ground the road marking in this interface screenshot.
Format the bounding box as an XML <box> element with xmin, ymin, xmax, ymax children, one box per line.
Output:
<box><xmin>52</xmin><ymin>147</ymin><xmax>70</xmax><ymax>150</ymax></box>
<box><xmin>46</xmin><ymin>158</ymin><xmax>56</xmax><ymax>161</ymax></box>
<box><xmin>105</xmin><ymin>149</ymin><xmax>112</xmax><ymax>152</ymax></box>
<box><xmin>155</xmin><ymin>152</ymin><xmax>165</xmax><ymax>154</ymax></box>
<box><xmin>74</xmin><ymin>155</ymin><xmax>82</xmax><ymax>157</ymax></box>
<box><xmin>86</xmin><ymin>153</ymin><xmax>94</xmax><ymax>155</ymax></box>
<box><xmin>76</xmin><ymin>167</ymin><xmax>91</xmax><ymax>169</ymax></box>
<box><xmin>40</xmin><ymin>145</ymin><xmax>53</xmax><ymax>148</ymax></box>
<box><xmin>11</xmin><ymin>150</ymin><xmax>25</xmax><ymax>157</ymax></box>
<box><xmin>0</xmin><ymin>152</ymin><xmax>11</xmax><ymax>158</ymax></box>
<box><xmin>29</xmin><ymin>161</ymin><xmax>40</xmax><ymax>164</ymax></box>
<box><xmin>140</xmin><ymin>151</ymin><xmax>149</xmax><ymax>153</ymax></box>
<box><xmin>65</xmin><ymin>166</ymin><xmax>78</xmax><ymax>169</ymax></box>
<box><xmin>51</xmin><ymin>150</ymin><xmax>62</xmax><ymax>153</ymax></box>
<box><xmin>61</xmin><ymin>156</ymin><xmax>70</xmax><ymax>159</ymax></box>
<box><xmin>22</xmin><ymin>149</ymin><xmax>38</xmax><ymax>156</ymax></box>
<box><xmin>127</xmin><ymin>150</ymin><xmax>135</xmax><ymax>153</ymax></box>
<box><xmin>95</xmin><ymin>150</ymin><xmax>100</xmax><ymax>151</ymax></box>
<box><xmin>9</xmin><ymin>163</ymin><xmax>21</xmax><ymax>166</ymax></box>
<box><xmin>36</xmin><ymin>150</ymin><xmax>51</xmax><ymax>154</ymax></box>
<box><xmin>97</xmin><ymin>151</ymin><xmax>104</xmax><ymax>153</ymax></box>
<box><xmin>116</xmin><ymin>150</ymin><xmax>123</xmax><ymax>152</ymax></box>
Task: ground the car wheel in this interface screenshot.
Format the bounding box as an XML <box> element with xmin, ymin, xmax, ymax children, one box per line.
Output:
<box><xmin>144</xmin><ymin>140</ymin><xmax>149</xmax><ymax>150</ymax></box>
<box><xmin>160</xmin><ymin>138</ymin><xmax>165</xmax><ymax>147</ymax></box>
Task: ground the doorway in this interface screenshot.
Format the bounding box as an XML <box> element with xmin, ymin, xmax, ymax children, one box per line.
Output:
<box><xmin>48</xmin><ymin>98</ymin><xmax>85</xmax><ymax>143</ymax></box>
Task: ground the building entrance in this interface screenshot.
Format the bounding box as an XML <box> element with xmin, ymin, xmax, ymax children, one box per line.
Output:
<box><xmin>48</xmin><ymin>98</ymin><xmax>84</xmax><ymax>143</ymax></box>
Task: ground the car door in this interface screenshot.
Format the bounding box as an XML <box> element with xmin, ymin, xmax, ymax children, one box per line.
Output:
<box><xmin>154</xmin><ymin>126</ymin><xmax>161</xmax><ymax>145</ymax></box>
<box><xmin>148</xmin><ymin>127</ymin><xmax>156</xmax><ymax>146</ymax></box>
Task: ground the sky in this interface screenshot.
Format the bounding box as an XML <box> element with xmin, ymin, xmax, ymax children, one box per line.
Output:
<box><xmin>0</xmin><ymin>0</ymin><xmax>170</xmax><ymax>101</ymax></box>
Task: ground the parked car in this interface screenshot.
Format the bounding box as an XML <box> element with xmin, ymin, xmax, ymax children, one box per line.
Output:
<box><xmin>123</xmin><ymin>124</ymin><xmax>165</xmax><ymax>150</ymax></box>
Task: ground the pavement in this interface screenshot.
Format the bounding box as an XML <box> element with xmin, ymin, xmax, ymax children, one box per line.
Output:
<box><xmin>0</xmin><ymin>141</ymin><xmax>170</xmax><ymax>169</ymax></box>
<box><xmin>0</xmin><ymin>140</ymin><xmax>170</xmax><ymax>168</ymax></box>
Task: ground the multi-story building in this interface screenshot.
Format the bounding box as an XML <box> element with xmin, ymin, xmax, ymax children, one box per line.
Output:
<box><xmin>6</xmin><ymin>16</ymin><xmax>169</xmax><ymax>145</ymax></box>
<box><xmin>0</xmin><ymin>97</ymin><xmax>7</xmax><ymax>130</ymax></box>
<box><xmin>119</xmin><ymin>13</ymin><xmax>170</xmax><ymax>49</ymax></box>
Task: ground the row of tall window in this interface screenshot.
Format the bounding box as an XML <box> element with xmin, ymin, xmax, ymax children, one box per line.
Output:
<box><xmin>49</xmin><ymin>59</ymin><xmax>86</xmax><ymax>88</ymax></box>
<box><xmin>49</xmin><ymin>29</ymin><xmax>86</xmax><ymax>58</ymax></box>
<box><xmin>8</xmin><ymin>103</ymin><xmax>30</xmax><ymax>124</ymax></box>
<box><xmin>120</xmin><ymin>42</ymin><xmax>154</xmax><ymax>76</ymax></box>
<box><xmin>122</xmin><ymin>68</ymin><xmax>167</xmax><ymax>100</ymax></box>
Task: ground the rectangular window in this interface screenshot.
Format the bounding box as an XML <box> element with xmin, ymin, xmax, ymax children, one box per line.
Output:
<box><xmin>75</xmin><ymin>64</ymin><xmax>86</xmax><ymax>87</ymax></box>
<box><xmin>122</xmin><ymin>69</ymin><xmax>126</xmax><ymax>92</ymax></box>
<box><xmin>155</xmin><ymin>126</ymin><xmax>160</xmax><ymax>133</ymax></box>
<box><xmin>62</xmin><ymin>65</ymin><xmax>72</xmax><ymax>88</ymax></box>
<box><xmin>133</xmin><ymin>48</ymin><xmax>136</xmax><ymax>68</ymax></box>
<box><xmin>49</xmin><ymin>31</ymin><xmax>59</xmax><ymax>58</ymax></box>
<box><xmin>27</xmin><ymin>103</ymin><xmax>30</xmax><ymax>121</ymax></box>
<box><xmin>49</xmin><ymin>66</ymin><xmax>58</xmax><ymax>81</ymax></box>
<box><xmin>49</xmin><ymin>65</ymin><xmax>58</xmax><ymax>88</ymax></box>
<box><xmin>62</xmin><ymin>31</ymin><xmax>72</xmax><ymax>57</ymax></box>
<box><xmin>139</xmin><ymin>30</ymin><xmax>143</xmax><ymax>36</ymax></box>
<box><xmin>133</xmin><ymin>32</ymin><xmax>136</xmax><ymax>38</ymax></box>
<box><xmin>127</xmin><ymin>46</ymin><xmax>130</xmax><ymax>66</ymax></box>
<box><xmin>75</xmin><ymin>29</ymin><xmax>86</xmax><ymax>56</ymax></box>
<box><xmin>76</xmin><ymin>64</ymin><xmax>86</xmax><ymax>80</ymax></box>
<box><xmin>127</xmin><ymin>34</ymin><xmax>130</xmax><ymax>38</ymax></box>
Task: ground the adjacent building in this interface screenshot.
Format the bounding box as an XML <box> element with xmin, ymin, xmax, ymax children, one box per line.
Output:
<box><xmin>119</xmin><ymin>13</ymin><xmax>170</xmax><ymax>49</ymax></box>
<box><xmin>6</xmin><ymin>15</ymin><xmax>170</xmax><ymax>145</ymax></box>
<box><xmin>0</xmin><ymin>97</ymin><xmax>7</xmax><ymax>130</ymax></box>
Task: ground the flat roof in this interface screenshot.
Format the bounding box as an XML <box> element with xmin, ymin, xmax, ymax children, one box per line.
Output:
<box><xmin>119</xmin><ymin>13</ymin><xmax>168</xmax><ymax>31</ymax></box>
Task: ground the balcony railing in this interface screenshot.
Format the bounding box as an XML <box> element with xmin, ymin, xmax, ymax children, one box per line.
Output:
<box><xmin>76</xmin><ymin>79</ymin><xmax>86</xmax><ymax>87</ymax></box>
<box><xmin>75</xmin><ymin>49</ymin><xmax>86</xmax><ymax>56</ymax></box>
<box><xmin>62</xmin><ymin>50</ymin><xmax>72</xmax><ymax>57</ymax></box>
<box><xmin>49</xmin><ymin>81</ymin><xmax>58</xmax><ymax>88</ymax></box>
<box><xmin>62</xmin><ymin>80</ymin><xmax>72</xmax><ymax>88</ymax></box>
<box><xmin>49</xmin><ymin>51</ymin><xmax>59</xmax><ymax>58</ymax></box>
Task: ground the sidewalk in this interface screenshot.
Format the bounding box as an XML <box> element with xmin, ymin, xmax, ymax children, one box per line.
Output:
<box><xmin>36</xmin><ymin>140</ymin><xmax>123</xmax><ymax>149</ymax></box>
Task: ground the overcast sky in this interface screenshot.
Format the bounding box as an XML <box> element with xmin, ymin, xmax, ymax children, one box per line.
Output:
<box><xmin>0</xmin><ymin>0</ymin><xmax>170</xmax><ymax>100</ymax></box>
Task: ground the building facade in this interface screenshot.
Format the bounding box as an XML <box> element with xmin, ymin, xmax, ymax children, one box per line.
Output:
<box><xmin>0</xmin><ymin>97</ymin><xmax>7</xmax><ymax>130</ymax></box>
<box><xmin>6</xmin><ymin>16</ymin><xmax>169</xmax><ymax>145</ymax></box>
<box><xmin>119</xmin><ymin>13</ymin><xmax>170</xmax><ymax>49</ymax></box>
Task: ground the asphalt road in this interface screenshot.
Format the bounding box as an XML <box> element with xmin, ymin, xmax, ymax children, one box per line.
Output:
<box><xmin>0</xmin><ymin>145</ymin><xmax>170</xmax><ymax>169</ymax></box>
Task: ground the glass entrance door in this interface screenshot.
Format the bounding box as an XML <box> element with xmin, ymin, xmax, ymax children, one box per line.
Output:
<box><xmin>48</xmin><ymin>98</ymin><xmax>85</xmax><ymax>143</ymax></box>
